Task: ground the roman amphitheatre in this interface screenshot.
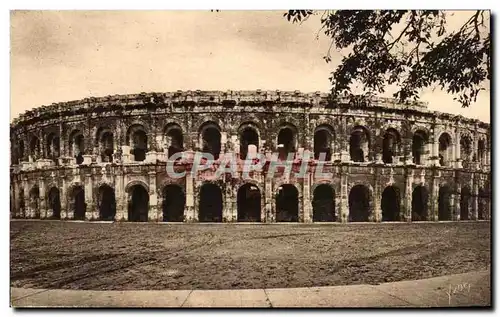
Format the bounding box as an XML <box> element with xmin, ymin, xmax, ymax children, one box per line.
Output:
<box><xmin>10</xmin><ymin>90</ymin><xmax>491</xmax><ymax>290</ymax></box>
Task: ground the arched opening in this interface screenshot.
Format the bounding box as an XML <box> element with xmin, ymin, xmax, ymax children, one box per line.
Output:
<box><xmin>200</xmin><ymin>123</ymin><xmax>221</xmax><ymax>160</ymax></box>
<box><xmin>438</xmin><ymin>185</ymin><xmax>452</xmax><ymax>221</ymax></box>
<box><xmin>98</xmin><ymin>185</ymin><xmax>116</xmax><ymax>220</ymax></box>
<box><xmin>162</xmin><ymin>185</ymin><xmax>185</xmax><ymax>222</ymax></box>
<box><xmin>460</xmin><ymin>186</ymin><xmax>471</xmax><ymax>221</ymax></box>
<box><xmin>478</xmin><ymin>139</ymin><xmax>486</xmax><ymax>165</ymax></box>
<box><xmin>29</xmin><ymin>136</ymin><xmax>40</xmax><ymax>160</ymax></box>
<box><xmin>18</xmin><ymin>140</ymin><xmax>25</xmax><ymax>163</ymax></box>
<box><xmin>29</xmin><ymin>186</ymin><xmax>40</xmax><ymax>218</ymax></box>
<box><xmin>47</xmin><ymin>187</ymin><xmax>61</xmax><ymax>219</ymax></box>
<box><xmin>239</xmin><ymin>125</ymin><xmax>259</xmax><ymax>160</ymax></box>
<box><xmin>411</xmin><ymin>185</ymin><xmax>428</xmax><ymax>221</ymax></box>
<box><xmin>478</xmin><ymin>187</ymin><xmax>487</xmax><ymax>220</ymax></box>
<box><xmin>438</xmin><ymin>133</ymin><xmax>453</xmax><ymax>167</ymax></box>
<box><xmin>312</xmin><ymin>184</ymin><xmax>335</xmax><ymax>222</ymax></box>
<box><xmin>460</xmin><ymin>135</ymin><xmax>472</xmax><ymax>163</ymax></box>
<box><xmin>128</xmin><ymin>184</ymin><xmax>149</xmax><ymax>222</ymax></box>
<box><xmin>381</xmin><ymin>185</ymin><xmax>401</xmax><ymax>221</ymax></box>
<box><xmin>314</xmin><ymin>125</ymin><xmax>334</xmax><ymax>161</ymax></box>
<box><xmin>277</xmin><ymin>126</ymin><xmax>297</xmax><ymax>160</ymax></box>
<box><xmin>237</xmin><ymin>183</ymin><xmax>261</xmax><ymax>222</ymax></box>
<box><xmin>127</xmin><ymin>125</ymin><xmax>148</xmax><ymax>162</ymax></box>
<box><xmin>349</xmin><ymin>185</ymin><xmax>370</xmax><ymax>222</ymax></box>
<box><xmin>382</xmin><ymin>128</ymin><xmax>401</xmax><ymax>164</ymax></box>
<box><xmin>165</xmin><ymin>125</ymin><xmax>184</xmax><ymax>158</ymax></box>
<box><xmin>71</xmin><ymin>186</ymin><xmax>86</xmax><ymax>220</ymax></box>
<box><xmin>350</xmin><ymin>126</ymin><xmax>370</xmax><ymax>162</ymax></box>
<box><xmin>69</xmin><ymin>130</ymin><xmax>85</xmax><ymax>165</ymax></box>
<box><xmin>412</xmin><ymin>130</ymin><xmax>428</xmax><ymax>165</ymax></box>
<box><xmin>97</xmin><ymin>128</ymin><xmax>114</xmax><ymax>163</ymax></box>
<box><xmin>199</xmin><ymin>183</ymin><xmax>223</xmax><ymax>222</ymax></box>
<box><xmin>46</xmin><ymin>133</ymin><xmax>60</xmax><ymax>160</ymax></box>
<box><xmin>276</xmin><ymin>184</ymin><xmax>299</xmax><ymax>222</ymax></box>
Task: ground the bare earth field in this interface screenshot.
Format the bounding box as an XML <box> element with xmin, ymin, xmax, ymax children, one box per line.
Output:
<box><xmin>10</xmin><ymin>221</ymin><xmax>490</xmax><ymax>291</ymax></box>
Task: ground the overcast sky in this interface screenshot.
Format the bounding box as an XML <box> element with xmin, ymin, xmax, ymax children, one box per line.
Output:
<box><xmin>10</xmin><ymin>10</ymin><xmax>490</xmax><ymax>122</ymax></box>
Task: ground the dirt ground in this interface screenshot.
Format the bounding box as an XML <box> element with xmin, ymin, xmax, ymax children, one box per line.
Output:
<box><xmin>10</xmin><ymin>221</ymin><xmax>490</xmax><ymax>290</ymax></box>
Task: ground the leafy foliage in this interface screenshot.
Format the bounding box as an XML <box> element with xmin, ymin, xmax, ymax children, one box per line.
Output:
<box><xmin>284</xmin><ymin>10</ymin><xmax>490</xmax><ymax>107</ymax></box>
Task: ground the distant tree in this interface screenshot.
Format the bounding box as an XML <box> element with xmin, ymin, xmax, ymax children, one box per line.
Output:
<box><xmin>285</xmin><ymin>10</ymin><xmax>490</xmax><ymax>107</ymax></box>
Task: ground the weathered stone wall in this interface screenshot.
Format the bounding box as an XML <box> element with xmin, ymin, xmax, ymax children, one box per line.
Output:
<box><xmin>9</xmin><ymin>91</ymin><xmax>491</xmax><ymax>222</ymax></box>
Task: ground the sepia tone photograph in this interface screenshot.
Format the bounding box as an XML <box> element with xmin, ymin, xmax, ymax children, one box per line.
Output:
<box><xmin>9</xmin><ymin>9</ymin><xmax>491</xmax><ymax>308</ymax></box>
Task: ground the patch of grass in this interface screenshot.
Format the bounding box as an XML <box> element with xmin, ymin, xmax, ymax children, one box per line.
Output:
<box><xmin>10</xmin><ymin>221</ymin><xmax>490</xmax><ymax>290</ymax></box>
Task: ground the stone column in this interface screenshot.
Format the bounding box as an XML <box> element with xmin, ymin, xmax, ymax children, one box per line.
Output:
<box><xmin>148</xmin><ymin>171</ymin><xmax>158</xmax><ymax>221</ymax></box>
<box><xmin>302</xmin><ymin>173</ymin><xmax>312</xmax><ymax>223</ymax></box>
<box><xmin>268</xmin><ymin>178</ymin><xmax>276</xmax><ymax>223</ymax></box>
<box><xmin>339</xmin><ymin>167</ymin><xmax>349</xmax><ymax>223</ymax></box>
<box><xmin>22</xmin><ymin>177</ymin><xmax>29</xmax><ymax>218</ymax></box>
<box><xmin>373</xmin><ymin>177</ymin><xmax>381</xmax><ymax>222</ymax></box>
<box><xmin>471</xmin><ymin>178</ymin><xmax>478</xmax><ymax>220</ymax></box>
<box><xmin>430</xmin><ymin>172</ymin><xmax>440</xmax><ymax>221</ymax></box>
<box><xmin>60</xmin><ymin>178</ymin><xmax>67</xmax><ymax>219</ymax></box>
<box><xmin>185</xmin><ymin>176</ymin><xmax>195</xmax><ymax>222</ymax></box>
<box><xmin>84</xmin><ymin>173</ymin><xmax>94</xmax><ymax>220</ymax></box>
<box><xmin>115</xmin><ymin>170</ymin><xmax>126</xmax><ymax>221</ymax></box>
<box><xmin>451</xmin><ymin>185</ymin><xmax>459</xmax><ymax>221</ymax></box>
<box><xmin>403</xmin><ymin>168</ymin><xmax>413</xmax><ymax>222</ymax></box>
<box><xmin>224</xmin><ymin>180</ymin><xmax>235</xmax><ymax>222</ymax></box>
<box><xmin>38</xmin><ymin>177</ymin><xmax>47</xmax><ymax>219</ymax></box>
<box><xmin>339</xmin><ymin>118</ymin><xmax>349</xmax><ymax>162</ymax></box>
<box><xmin>264</xmin><ymin>175</ymin><xmax>272</xmax><ymax>222</ymax></box>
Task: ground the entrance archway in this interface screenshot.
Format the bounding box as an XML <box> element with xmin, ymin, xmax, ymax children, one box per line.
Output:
<box><xmin>98</xmin><ymin>185</ymin><xmax>116</xmax><ymax>220</ymax></box>
<box><xmin>438</xmin><ymin>185</ymin><xmax>452</xmax><ymax>221</ymax></box>
<box><xmin>349</xmin><ymin>185</ymin><xmax>370</xmax><ymax>222</ymax></box>
<box><xmin>199</xmin><ymin>183</ymin><xmax>223</xmax><ymax>222</ymax></box>
<box><xmin>128</xmin><ymin>185</ymin><xmax>149</xmax><ymax>222</ymax></box>
<box><xmin>162</xmin><ymin>185</ymin><xmax>185</xmax><ymax>222</ymax></box>
<box><xmin>411</xmin><ymin>185</ymin><xmax>428</xmax><ymax>221</ymax></box>
<box><xmin>237</xmin><ymin>184</ymin><xmax>261</xmax><ymax>222</ymax></box>
<box><xmin>71</xmin><ymin>186</ymin><xmax>86</xmax><ymax>220</ymax></box>
<box><xmin>47</xmin><ymin>187</ymin><xmax>61</xmax><ymax>219</ymax></box>
<box><xmin>312</xmin><ymin>184</ymin><xmax>335</xmax><ymax>222</ymax></box>
<box><xmin>276</xmin><ymin>184</ymin><xmax>299</xmax><ymax>222</ymax></box>
<box><xmin>29</xmin><ymin>186</ymin><xmax>40</xmax><ymax>218</ymax></box>
<box><xmin>381</xmin><ymin>185</ymin><xmax>401</xmax><ymax>221</ymax></box>
<box><xmin>460</xmin><ymin>186</ymin><xmax>471</xmax><ymax>221</ymax></box>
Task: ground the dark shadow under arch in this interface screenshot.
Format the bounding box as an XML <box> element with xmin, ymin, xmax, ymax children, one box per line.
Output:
<box><xmin>276</xmin><ymin>184</ymin><xmax>299</xmax><ymax>222</ymax></box>
<box><xmin>237</xmin><ymin>183</ymin><xmax>261</xmax><ymax>222</ymax></box>
<box><xmin>163</xmin><ymin>184</ymin><xmax>185</xmax><ymax>222</ymax></box>
<box><xmin>199</xmin><ymin>183</ymin><xmax>223</xmax><ymax>222</ymax></box>
<box><xmin>349</xmin><ymin>185</ymin><xmax>370</xmax><ymax>222</ymax></box>
<box><xmin>312</xmin><ymin>184</ymin><xmax>335</xmax><ymax>222</ymax></box>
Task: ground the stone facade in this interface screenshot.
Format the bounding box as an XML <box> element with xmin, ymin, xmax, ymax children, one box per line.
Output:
<box><xmin>9</xmin><ymin>90</ymin><xmax>491</xmax><ymax>223</ymax></box>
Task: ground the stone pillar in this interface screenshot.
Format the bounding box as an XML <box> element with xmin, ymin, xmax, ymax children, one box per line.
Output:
<box><xmin>60</xmin><ymin>178</ymin><xmax>67</xmax><ymax>219</ymax></box>
<box><xmin>39</xmin><ymin>177</ymin><xmax>47</xmax><ymax>219</ymax></box>
<box><xmin>302</xmin><ymin>174</ymin><xmax>312</xmax><ymax>223</ymax></box>
<box><xmin>267</xmin><ymin>178</ymin><xmax>275</xmax><ymax>222</ymax></box>
<box><xmin>224</xmin><ymin>180</ymin><xmax>235</xmax><ymax>222</ymax></box>
<box><xmin>471</xmin><ymin>178</ymin><xmax>478</xmax><ymax>220</ymax></box>
<box><xmin>185</xmin><ymin>176</ymin><xmax>195</xmax><ymax>222</ymax></box>
<box><xmin>430</xmin><ymin>172</ymin><xmax>440</xmax><ymax>221</ymax></box>
<box><xmin>39</xmin><ymin>130</ymin><xmax>45</xmax><ymax>160</ymax></box>
<box><xmin>264</xmin><ymin>175</ymin><xmax>272</xmax><ymax>222</ymax></box>
<box><xmin>403</xmin><ymin>169</ymin><xmax>413</xmax><ymax>222</ymax></box>
<box><xmin>373</xmin><ymin>175</ymin><xmax>381</xmax><ymax>222</ymax></box>
<box><xmin>148</xmin><ymin>171</ymin><xmax>158</xmax><ymax>221</ymax></box>
<box><xmin>451</xmin><ymin>185</ymin><xmax>459</xmax><ymax>221</ymax></box>
<box><xmin>22</xmin><ymin>178</ymin><xmax>29</xmax><ymax>218</ymax></box>
<box><xmin>84</xmin><ymin>173</ymin><xmax>94</xmax><ymax>220</ymax></box>
<box><xmin>431</xmin><ymin>131</ymin><xmax>439</xmax><ymax>166</ymax></box>
<box><xmin>115</xmin><ymin>170</ymin><xmax>126</xmax><ymax>221</ymax></box>
<box><xmin>339</xmin><ymin>167</ymin><xmax>349</xmax><ymax>223</ymax></box>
